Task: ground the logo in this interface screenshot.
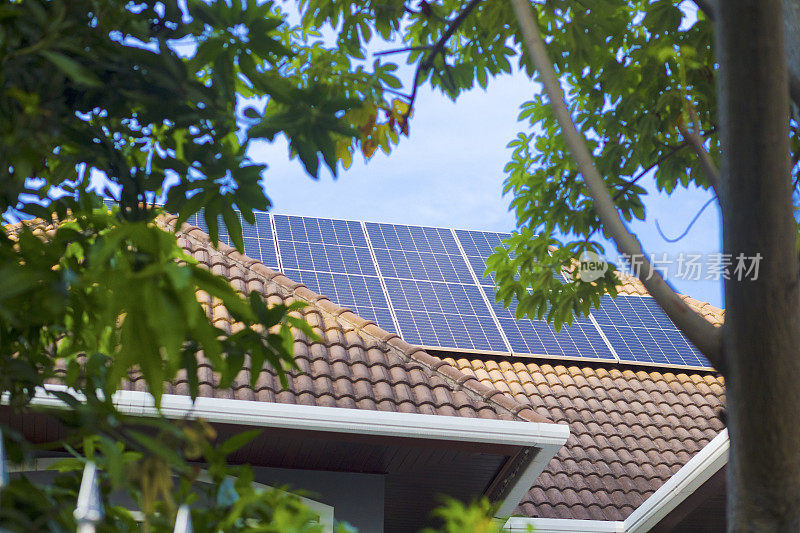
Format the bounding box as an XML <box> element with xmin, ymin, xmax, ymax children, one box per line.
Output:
<box><xmin>577</xmin><ymin>251</ymin><xmax>608</xmax><ymax>282</ymax></box>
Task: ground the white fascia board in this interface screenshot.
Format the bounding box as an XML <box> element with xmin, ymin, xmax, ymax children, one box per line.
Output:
<box><xmin>495</xmin><ymin>442</ymin><xmax>563</xmax><ymax>518</ymax></box>
<box><xmin>28</xmin><ymin>385</ymin><xmax>569</xmax><ymax>449</ymax></box>
<box><xmin>503</xmin><ymin>517</ymin><xmax>625</xmax><ymax>532</ymax></box>
<box><xmin>624</xmin><ymin>428</ymin><xmax>729</xmax><ymax>533</ymax></box>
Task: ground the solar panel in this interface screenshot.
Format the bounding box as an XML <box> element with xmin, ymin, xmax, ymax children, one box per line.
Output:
<box><xmin>453</xmin><ymin>229</ymin><xmax>510</xmax><ymax>285</ymax></box>
<box><xmin>274</xmin><ymin>215</ymin><xmax>376</xmax><ymax>276</ymax></box>
<box><xmin>592</xmin><ymin>295</ymin><xmax>711</xmax><ymax>368</ymax></box>
<box><xmin>482</xmin><ymin>287</ymin><xmax>615</xmax><ymax>360</ymax></box>
<box><xmin>384</xmin><ymin>279</ymin><xmax>508</xmax><ymax>351</ymax></box>
<box><xmin>283</xmin><ymin>269</ymin><xmax>397</xmax><ymax>333</ymax></box>
<box><xmin>175</xmin><ymin>207</ymin><xmax>710</xmax><ymax>370</ymax></box>
<box><xmin>280</xmin><ymin>240</ymin><xmax>377</xmax><ymax>275</ymax></box>
<box><xmin>185</xmin><ymin>210</ymin><xmax>279</xmax><ymax>270</ymax></box>
<box><xmin>274</xmin><ymin>215</ymin><xmax>368</xmax><ymax>247</ymax></box>
<box><xmin>272</xmin><ymin>215</ymin><xmax>399</xmax><ymax>331</ymax></box>
<box><xmin>366</xmin><ymin>223</ymin><xmax>474</xmax><ymax>284</ymax></box>
<box><xmin>365</xmin><ymin>222</ymin><xmax>459</xmax><ymax>253</ymax></box>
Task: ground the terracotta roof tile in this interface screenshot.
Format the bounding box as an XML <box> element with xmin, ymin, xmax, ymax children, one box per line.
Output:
<box><xmin>451</xmin><ymin>358</ymin><xmax>725</xmax><ymax>521</ymax></box>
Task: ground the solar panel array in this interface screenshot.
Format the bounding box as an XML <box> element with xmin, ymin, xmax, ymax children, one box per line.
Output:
<box><xmin>174</xmin><ymin>208</ymin><xmax>712</xmax><ymax>370</ymax></box>
<box><xmin>185</xmin><ymin>211</ymin><xmax>279</xmax><ymax>270</ymax></box>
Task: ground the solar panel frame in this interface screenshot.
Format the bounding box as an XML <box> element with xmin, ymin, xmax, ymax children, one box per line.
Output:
<box><xmin>275</xmin><ymin>215</ymin><xmax>377</xmax><ymax>276</ymax></box>
<box><xmin>383</xmin><ymin>278</ymin><xmax>508</xmax><ymax>352</ymax></box>
<box><xmin>283</xmin><ymin>269</ymin><xmax>397</xmax><ymax>333</ymax></box>
<box><xmin>185</xmin><ymin>210</ymin><xmax>279</xmax><ymax>270</ymax></box>
<box><xmin>366</xmin><ymin>222</ymin><xmax>475</xmax><ymax>285</ymax></box>
<box><xmin>453</xmin><ymin>229</ymin><xmax>510</xmax><ymax>286</ymax></box>
<box><xmin>592</xmin><ymin>295</ymin><xmax>712</xmax><ymax>369</ymax></box>
<box><xmin>178</xmin><ymin>208</ymin><xmax>713</xmax><ymax>370</ymax></box>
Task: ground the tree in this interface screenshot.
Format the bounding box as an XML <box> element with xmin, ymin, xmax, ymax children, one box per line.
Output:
<box><xmin>0</xmin><ymin>0</ymin><xmax>404</xmax><ymax>529</ymax></box>
<box><xmin>301</xmin><ymin>0</ymin><xmax>800</xmax><ymax>529</ymax></box>
<box><xmin>2</xmin><ymin>0</ymin><xmax>798</xmax><ymax>530</ymax></box>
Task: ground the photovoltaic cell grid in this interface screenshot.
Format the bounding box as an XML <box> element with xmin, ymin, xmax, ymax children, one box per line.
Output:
<box><xmin>592</xmin><ymin>295</ymin><xmax>711</xmax><ymax>368</ymax></box>
<box><xmin>284</xmin><ymin>269</ymin><xmax>397</xmax><ymax>333</ymax></box>
<box><xmin>171</xmin><ymin>207</ymin><xmax>713</xmax><ymax>369</ymax></box>
<box><xmin>185</xmin><ymin>211</ymin><xmax>279</xmax><ymax>270</ymax></box>
<box><xmin>274</xmin><ymin>215</ymin><xmax>376</xmax><ymax>275</ymax></box>
<box><xmin>454</xmin><ymin>229</ymin><xmax>510</xmax><ymax>286</ymax></box>
<box><xmin>482</xmin><ymin>287</ymin><xmax>615</xmax><ymax>360</ymax></box>
<box><xmin>385</xmin><ymin>279</ymin><xmax>506</xmax><ymax>351</ymax></box>
<box><xmin>366</xmin><ymin>222</ymin><xmax>508</xmax><ymax>351</ymax></box>
<box><xmin>273</xmin><ymin>215</ymin><xmax>397</xmax><ymax>334</ymax></box>
<box><xmin>365</xmin><ymin>222</ymin><xmax>474</xmax><ymax>284</ymax></box>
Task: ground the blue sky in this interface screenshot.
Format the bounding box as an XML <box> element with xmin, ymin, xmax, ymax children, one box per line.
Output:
<box><xmin>248</xmin><ymin>69</ymin><xmax>724</xmax><ymax>308</ymax></box>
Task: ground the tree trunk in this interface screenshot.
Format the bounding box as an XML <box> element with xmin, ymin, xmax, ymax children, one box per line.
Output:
<box><xmin>717</xmin><ymin>1</ymin><xmax>800</xmax><ymax>530</ymax></box>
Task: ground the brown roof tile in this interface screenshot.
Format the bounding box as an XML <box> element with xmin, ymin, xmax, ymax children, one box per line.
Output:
<box><xmin>450</xmin><ymin>358</ymin><xmax>725</xmax><ymax>521</ymax></box>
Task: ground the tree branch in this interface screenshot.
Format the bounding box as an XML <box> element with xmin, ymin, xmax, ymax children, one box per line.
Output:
<box><xmin>676</xmin><ymin>121</ymin><xmax>721</xmax><ymax>196</ymax></box>
<box><xmin>402</xmin><ymin>0</ymin><xmax>481</xmax><ymax>123</ymax></box>
<box><xmin>613</xmin><ymin>142</ymin><xmax>689</xmax><ymax>201</ymax></box>
<box><xmin>374</xmin><ymin>46</ymin><xmax>431</xmax><ymax>57</ymax></box>
<box><xmin>510</xmin><ymin>0</ymin><xmax>724</xmax><ymax>369</ymax></box>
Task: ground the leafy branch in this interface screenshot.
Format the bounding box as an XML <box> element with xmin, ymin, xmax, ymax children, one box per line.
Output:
<box><xmin>510</xmin><ymin>0</ymin><xmax>725</xmax><ymax>370</ymax></box>
<box><xmin>402</xmin><ymin>0</ymin><xmax>482</xmax><ymax>123</ymax></box>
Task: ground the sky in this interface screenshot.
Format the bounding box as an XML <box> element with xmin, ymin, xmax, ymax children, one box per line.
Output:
<box><xmin>248</xmin><ymin>68</ymin><xmax>724</xmax><ymax>308</ymax></box>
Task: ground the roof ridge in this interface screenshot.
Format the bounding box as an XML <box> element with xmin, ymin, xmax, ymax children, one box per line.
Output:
<box><xmin>171</xmin><ymin>216</ymin><xmax>550</xmax><ymax>425</ymax></box>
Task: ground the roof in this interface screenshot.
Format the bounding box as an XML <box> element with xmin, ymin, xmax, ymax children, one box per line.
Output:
<box><xmin>446</xmin><ymin>357</ymin><xmax>725</xmax><ymax>521</ymax></box>
<box><xmin>173</xmin><ymin>218</ymin><xmax>727</xmax><ymax>523</ymax></box>
<box><xmin>8</xmin><ymin>213</ymin><xmax>727</xmax><ymax>524</ymax></box>
<box><xmin>164</xmin><ymin>216</ymin><xmax>725</xmax><ymax>523</ymax></box>
<box><xmin>117</xmin><ymin>216</ymin><xmax>548</xmax><ymax>425</ymax></box>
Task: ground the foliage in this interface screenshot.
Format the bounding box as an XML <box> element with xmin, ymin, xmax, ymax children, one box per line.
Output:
<box><xmin>0</xmin><ymin>415</ymin><xmax>353</xmax><ymax>532</ymax></box>
<box><xmin>0</xmin><ymin>0</ymin><xmax>402</xmax><ymax>529</ymax></box>
<box><xmin>6</xmin><ymin>0</ymin><xmax>794</xmax><ymax>529</ymax></box>
<box><xmin>303</xmin><ymin>0</ymin><xmax>800</xmax><ymax>328</ymax></box>
<box><xmin>421</xmin><ymin>497</ymin><xmax>524</xmax><ymax>533</ymax></box>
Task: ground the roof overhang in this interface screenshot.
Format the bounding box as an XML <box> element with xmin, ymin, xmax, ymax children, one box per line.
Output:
<box><xmin>2</xmin><ymin>385</ymin><xmax>569</xmax><ymax>531</ymax></box>
<box><xmin>504</xmin><ymin>429</ymin><xmax>729</xmax><ymax>532</ymax></box>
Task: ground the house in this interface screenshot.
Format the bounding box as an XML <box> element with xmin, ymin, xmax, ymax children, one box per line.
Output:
<box><xmin>3</xmin><ymin>213</ymin><xmax>727</xmax><ymax>531</ymax></box>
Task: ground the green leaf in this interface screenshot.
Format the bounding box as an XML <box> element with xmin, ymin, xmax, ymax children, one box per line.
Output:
<box><xmin>218</xmin><ymin>430</ymin><xmax>261</xmax><ymax>457</ymax></box>
<box><xmin>39</xmin><ymin>50</ymin><xmax>102</xmax><ymax>87</ymax></box>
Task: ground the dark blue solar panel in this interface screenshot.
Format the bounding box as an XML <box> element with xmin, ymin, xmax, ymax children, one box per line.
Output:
<box><xmin>274</xmin><ymin>215</ymin><xmax>375</xmax><ymax>276</ymax></box>
<box><xmin>454</xmin><ymin>229</ymin><xmax>510</xmax><ymax>285</ymax></box>
<box><xmin>592</xmin><ymin>295</ymin><xmax>710</xmax><ymax>368</ymax></box>
<box><xmin>366</xmin><ymin>223</ymin><xmax>473</xmax><ymax>284</ymax></box>
<box><xmin>283</xmin><ymin>270</ymin><xmax>396</xmax><ymax>333</ymax></box>
<box><xmin>372</xmin><ymin>248</ymin><xmax>473</xmax><ymax>283</ymax></box>
<box><xmin>185</xmin><ymin>210</ymin><xmax>279</xmax><ymax>270</ymax></box>
<box><xmin>275</xmin><ymin>215</ymin><xmax>367</xmax><ymax>247</ymax></box>
<box><xmin>280</xmin><ymin>240</ymin><xmax>376</xmax><ymax>275</ymax></box>
<box><xmin>365</xmin><ymin>222</ymin><xmax>460</xmax><ymax>253</ymax></box>
<box><xmin>482</xmin><ymin>287</ymin><xmax>615</xmax><ymax>360</ymax></box>
<box><xmin>384</xmin><ymin>279</ymin><xmax>507</xmax><ymax>351</ymax></box>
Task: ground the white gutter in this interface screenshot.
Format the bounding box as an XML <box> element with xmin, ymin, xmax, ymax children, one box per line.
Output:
<box><xmin>23</xmin><ymin>384</ymin><xmax>568</xmax><ymax>450</ymax></box>
<box><xmin>624</xmin><ymin>428</ymin><xmax>729</xmax><ymax>533</ymax></box>
<box><xmin>67</xmin><ymin>388</ymin><xmax>566</xmax><ymax>447</ymax></box>
<box><xmin>504</xmin><ymin>517</ymin><xmax>625</xmax><ymax>532</ymax></box>
<box><xmin>502</xmin><ymin>429</ymin><xmax>729</xmax><ymax>533</ymax></box>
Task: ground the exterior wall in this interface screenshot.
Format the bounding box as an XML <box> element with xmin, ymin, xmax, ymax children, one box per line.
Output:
<box><xmin>252</xmin><ymin>466</ymin><xmax>385</xmax><ymax>532</ymax></box>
